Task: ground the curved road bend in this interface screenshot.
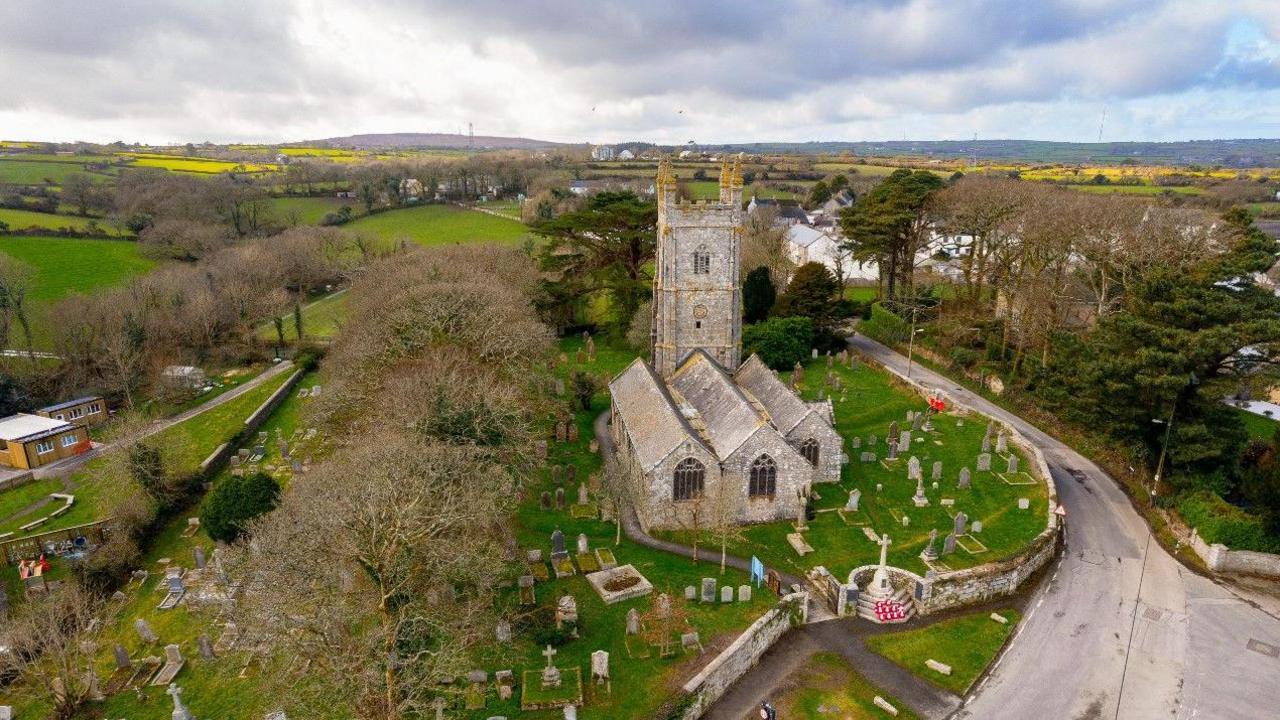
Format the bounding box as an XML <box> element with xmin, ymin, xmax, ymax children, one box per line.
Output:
<box><xmin>850</xmin><ymin>334</ymin><xmax>1280</xmax><ymax>720</ymax></box>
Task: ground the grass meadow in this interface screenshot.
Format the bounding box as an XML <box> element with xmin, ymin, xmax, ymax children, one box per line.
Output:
<box><xmin>0</xmin><ymin>207</ymin><xmax>126</xmax><ymax>235</ymax></box>
<box><xmin>0</xmin><ymin>159</ymin><xmax>115</xmax><ymax>185</ymax></box>
<box><xmin>773</xmin><ymin>652</ymin><xmax>922</xmax><ymax>719</ymax></box>
<box><xmin>345</xmin><ymin>203</ymin><xmax>529</xmax><ymax>246</ymax></box>
<box><xmin>267</xmin><ymin>196</ymin><xmax>356</xmax><ymax>225</ymax></box>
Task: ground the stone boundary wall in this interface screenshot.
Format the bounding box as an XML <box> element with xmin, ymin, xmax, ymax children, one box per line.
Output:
<box><xmin>0</xmin><ymin>470</ymin><xmax>35</xmax><ymax>494</ymax></box>
<box><xmin>858</xmin><ymin>351</ymin><xmax>1062</xmax><ymax>615</ymax></box>
<box><xmin>1188</xmin><ymin>529</ymin><xmax>1280</xmax><ymax>578</ymax></box>
<box><xmin>198</xmin><ymin>366</ymin><xmax>302</xmax><ymax>480</ymax></box>
<box><xmin>676</xmin><ymin>591</ymin><xmax>808</xmax><ymax>720</ymax></box>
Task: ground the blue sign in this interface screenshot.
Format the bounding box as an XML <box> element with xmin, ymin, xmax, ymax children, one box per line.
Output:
<box><xmin>750</xmin><ymin>556</ymin><xmax>765</xmax><ymax>587</ymax></box>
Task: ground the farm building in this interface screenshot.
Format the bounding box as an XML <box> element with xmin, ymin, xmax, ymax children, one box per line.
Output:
<box><xmin>0</xmin><ymin>413</ymin><xmax>91</xmax><ymax>470</ymax></box>
<box><xmin>36</xmin><ymin>396</ymin><xmax>107</xmax><ymax>427</ymax></box>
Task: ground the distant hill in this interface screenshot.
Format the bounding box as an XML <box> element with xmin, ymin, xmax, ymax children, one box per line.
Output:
<box><xmin>304</xmin><ymin>133</ymin><xmax>568</xmax><ymax>150</ymax></box>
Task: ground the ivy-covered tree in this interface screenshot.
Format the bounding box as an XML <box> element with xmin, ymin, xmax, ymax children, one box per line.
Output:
<box><xmin>806</xmin><ymin>180</ymin><xmax>832</xmax><ymax>208</ymax></box>
<box><xmin>743</xmin><ymin>266</ymin><xmax>776</xmax><ymax>324</ymax></box>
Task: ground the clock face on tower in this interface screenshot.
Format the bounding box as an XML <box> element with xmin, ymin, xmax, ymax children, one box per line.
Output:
<box><xmin>693</xmin><ymin>304</ymin><xmax>708</xmax><ymax>319</ymax></box>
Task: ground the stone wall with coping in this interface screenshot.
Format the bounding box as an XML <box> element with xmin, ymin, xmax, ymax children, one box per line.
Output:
<box><xmin>1188</xmin><ymin>529</ymin><xmax>1280</xmax><ymax>578</ymax></box>
<box><xmin>675</xmin><ymin>591</ymin><xmax>808</xmax><ymax>720</ymax></box>
<box><xmin>856</xmin><ymin>350</ymin><xmax>1062</xmax><ymax>615</ymax></box>
<box><xmin>198</xmin><ymin>366</ymin><xmax>303</xmax><ymax>480</ymax></box>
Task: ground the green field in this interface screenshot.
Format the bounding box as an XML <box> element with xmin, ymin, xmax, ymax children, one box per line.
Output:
<box><xmin>267</xmin><ymin>196</ymin><xmax>356</xmax><ymax>225</ymax></box>
<box><xmin>0</xmin><ymin>235</ymin><xmax>156</xmax><ymax>348</ymax></box>
<box><xmin>345</xmin><ymin>203</ymin><xmax>529</xmax><ymax>246</ymax></box>
<box><xmin>775</xmin><ymin>652</ymin><xmax>922</xmax><ymax>719</ymax></box>
<box><xmin>0</xmin><ymin>207</ymin><xmax>124</xmax><ymax>235</ymax></box>
<box><xmin>0</xmin><ymin>159</ymin><xmax>115</xmax><ymax>185</ymax></box>
<box><xmin>257</xmin><ymin>290</ymin><xmax>350</xmax><ymax>341</ymax></box>
<box><xmin>1234</xmin><ymin>407</ymin><xmax>1280</xmax><ymax>441</ymax></box>
<box><xmin>1069</xmin><ymin>184</ymin><xmax>1203</xmax><ymax>195</ymax></box>
<box><xmin>865</xmin><ymin>609</ymin><xmax>1020</xmax><ymax>695</ymax></box>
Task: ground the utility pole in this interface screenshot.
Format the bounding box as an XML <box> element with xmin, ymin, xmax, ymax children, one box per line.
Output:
<box><xmin>906</xmin><ymin>305</ymin><xmax>921</xmax><ymax>380</ymax></box>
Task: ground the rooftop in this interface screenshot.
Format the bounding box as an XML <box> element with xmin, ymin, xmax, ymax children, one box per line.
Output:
<box><xmin>37</xmin><ymin>395</ymin><xmax>102</xmax><ymax>414</ymax></box>
<box><xmin>0</xmin><ymin>413</ymin><xmax>74</xmax><ymax>442</ymax></box>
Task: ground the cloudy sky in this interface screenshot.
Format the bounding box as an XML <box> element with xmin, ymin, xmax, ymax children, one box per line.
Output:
<box><xmin>2</xmin><ymin>0</ymin><xmax>1278</xmax><ymax>145</ymax></box>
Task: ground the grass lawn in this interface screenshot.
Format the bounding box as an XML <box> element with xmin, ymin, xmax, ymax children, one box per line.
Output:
<box><xmin>256</xmin><ymin>289</ymin><xmax>349</xmax><ymax>342</ymax></box>
<box><xmin>344</xmin><ymin>203</ymin><xmax>529</xmax><ymax>247</ymax></box>
<box><xmin>660</xmin><ymin>356</ymin><xmax>1050</xmax><ymax>580</ymax></box>
<box><xmin>0</xmin><ymin>477</ymin><xmax>64</xmax><ymax>524</ymax></box>
<box><xmin>267</xmin><ymin>196</ymin><xmax>356</xmax><ymax>225</ymax></box>
<box><xmin>0</xmin><ymin>235</ymin><xmax>156</xmax><ymax>348</ymax></box>
<box><xmin>0</xmin><ymin>207</ymin><xmax>125</xmax><ymax>235</ymax></box>
<box><xmin>864</xmin><ymin>609</ymin><xmax>1020</xmax><ymax>695</ymax></box>
<box><xmin>0</xmin><ymin>158</ymin><xmax>115</xmax><ymax>185</ymax></box>
<box><xmin>773</xmin><ymin>652</ymin><xmax>922</xmax><ymax>719</ymax></box>
<box><xmin>1234</xmin><ymin>407</ymin><xmax>1279</xmax><ymax>441</ymax></box>
<box><xmin>845</xmin><ymin>286</ymin><xmax>879</xmax><ymax>302</ymax></box>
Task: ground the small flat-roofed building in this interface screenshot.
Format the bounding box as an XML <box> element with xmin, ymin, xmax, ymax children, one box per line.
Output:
<box><xmin>36</xmin><ymin>396</ymin><xmax>107</xmax><ymax>427</ymax></box>
<box><xmin>161</xmin><ymin>365</ymin><xmax>208</xmax><ymax>391</ymax></box>
<box><xmin>0</xmin><ymin>413</ymin><xmax>91</xmax><ymax>470</ymax></box>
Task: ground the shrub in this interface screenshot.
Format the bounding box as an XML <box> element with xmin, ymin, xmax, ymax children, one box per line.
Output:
<box><xmin>201</xmin><ymin>472</ymin><xmax>281</xmax><ymax>543</ymax></box>
<box><xmin>742</xmin><ymin>316</ymin><xmax>814</xmax><ymax>370</ymax></box>
<box><xmin>949</xmin><ymin>347</ymin><xmax>981</xmax><ymax>370</ymax></box>
<box><xmin>1178</xmin><ymin>490</ymin><xmax>1280</xmax><ymax>552</ymax></box>
<box><xmin>858</xmin><ymin>302</ymin><xmax>909</xmax><ymax>344</ymax></box>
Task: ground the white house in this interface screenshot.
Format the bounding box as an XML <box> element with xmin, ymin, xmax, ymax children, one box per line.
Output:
<box><xmin>618</xmin><ymin>149</ymin><xmax>635</xmax><ymax>161</ymax></box>
<box><xmin>591</xmin><ymin>145</ymin><xmax>615</xmax><ymax>161</ymax></box>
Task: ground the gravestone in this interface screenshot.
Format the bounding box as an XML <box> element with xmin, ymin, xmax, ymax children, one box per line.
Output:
<box><xmin>568</xmin><ymin>424</ymin><xmax>579</xmax><ymax>442</ymax></box>
<box><xmin>943</xmin><ymin>533</ymin><xmax>957</xmax><ymax>555</ymax></box>
<box><xmin>565</xmin><ymin>706</ymin><xmax>577</xmax><ymax>720</ymax></box>
<box><xmin>954</xmin><ymin>511</ymin><xmax>968</xmax><ymax>536</ymax></box>
<box><xmin>554</xmin><ymin>487</ymin><xmax>566</xmax><ymax>510</ymax></box>
<box><xmin>556</xmin><ymin>595</ymin><xmax>578</xmax><ymax>627</ymax></box>
<box><xmin>1018</xmin><ymin>498</ymin><xmax>1030</xmax><ymax>510</ymax></box>
<box><xmin>625</xmin><ymin>608</ymin><xmax>640</xmax><ymax>635</ymax></box>
<box><xmin>912</xmin><ymin>412</ymin><xmax>923</xmax><ymax>431</ymax></box>
<box><xmin>899</xmin><ymin>430</ymin><xmax>911</xmax><ymax>447</ymax></box>
<box><xmin>876</xmin><ymin>483</ymin><xmax>883</xmax><ymax>493</ymax></box>
<box><xmin>167</xmin><ymin>683</ymin><xmax>194</xmax><ymax>720</ymax></box>
<box><xmin>193</xmin><ymin>546</ymin><xmax>206</xmax><ymax>570</ymax></box>
<box><xmin>888</xmin><ymin>421</ymin><xmax>899</xmax><ymax>441</ymax></box>
<box><xmin>681</xmin><ymin>632</ymin><xmax>702</xmax><ymax>652</ymax></box>
<box><xmin>577</xmin><ymin>533</ymin><xmax>589</xmax><ymax>555</ymax></box>
<box><xmin>721</xmin><ymin>586</ymin><xmax>733</xmax><ymax>603</ymax></box>
<box><xmin>496</xmin><ymin>620</ymin><xmax>512</xmax><ymax>643</ymax></box>
<box><xmin>566</xmin><ymin>465</ymin><xmax>577</xmax><ymax>483</ymax></box>
<box><xmin>901</xmin><ymin>515</ymin><xmax>910</xmax><ymax>527</ymax></box>
<box><xmin>198</xmin><ymin>634</ymin><xmax>214</xmax><ymax>660</ymax></box>
<box><xmin>887</xmin><ymin>440</ymin><xmax>898</xmax><ymax>460</ymax></box>
<box><xmin>996</xmin><ymin>433</ymin><xmax>1008</xmax><ymax>454</ymax></box>
<box><xmin>922</xmin><ymin>529</ymin><xmax>939</xmax><ymax>560</ymax></box>
<box><xmin>591</xmin><ymin>650</ymin><xmax>609</xmax><ymax>684</ymax></box>
<box><xmin>541</xmin><ymin>645</ymin><xmax>562</xmax><ymax>688</ymax></box>
<box><xmin>655</xmin><ymin>593</ymin><xmax>672</xmax><ymax>618</ymax></box>
<box><xmin>868</xmin><ymin>433</ymin><xmax>877</xmax><ymax>446</ymax></box>
<box><xmin>971</xmin><ymin>520</ymin><xmax>983</xmax><ymax>533</ymax></box>
<box><xmin>577</xmin><ymin>483</ymin><xmax>589</xmax><ymax>506</ymax></box>
<box><xmin>114</xmin><ymin>643</ymin><xmax>131</xmax><ymax>669</ymax></box>
<box><xmin>932</xmin><ymin>461</ymin><xmax>943</xmax><ymax>481</ymax></box>
<box><xmin>685</xmin><ymin>586</ymin><xmax>696</xmax><ymax>601</ymax></box>
<box><xmin>701</xmin><ymin>578</ymin><xmax>717</xmax><ymax>603</ymax></box>
<box><xmin>851</xmin><ymin>436</ymin><xmax>862</xmax><ymax>450</ymax></box>
<box><xmin>1007</xmin><ymin>455</ymin><xmax>1019</xmax><ymax>474</ymax></box>
<box><xmin>135</xmin><ymin>618</ymin><xmax>158</xmax><ymax>643</ymax></box>
<box><xmin>554</xmin><ymin>378</ymin><xmax>565</xmax><ymax>396</ymax></box>
<box><xmin>861</xmin><ymin>452</ymin><xmax>876</xmax><ymax>463</ymax></box>
<box><xmin>738</xmin><ymin>585</ymin><xmax>751</xmax><ymax>602</ymax></box>
<box><xmin>908</xmin><ymin>456</ymin><xmax>922</xmax><ymax>481</ymax></box>
<box><xmin>550</xmin><ymin>529</ymin><xmax>567</xmax><ymax>560</ymax></box>
<box><xmin>977</xmin><ymin>453</ymin><xmax>992</xmax><ymax>472</ymax></box>
<box><xmin>552</xmin><ymin>465</ymin><xmax>562</xmax><ymax>484</ymax></box>
<box><xmin>555</xmin><ymin>421</ymin><xmax>567</xmax><ymax>443</ymax></box>
<box><xmin>845</xmin><ymin>488</ymin><xmax>861</xmax><ymax>512</ymax></box>
<box><xmin>536</xmin><ymin>440</ymin><xmax>548</xmax><ymax>460</ymax></box>
<box><xmin>981</xmin><ymin>436</ymin><xmax>991</xmax><ymax>453</ymax></box>
<box><xmin>958</xmin><ymin>468</ymin><xmax>971</xmax><ymax>490</ymax></box>
<box><xmin>540</xmin><ymin>491</ymin><xmax>551</xmax><ymax>510</ymax></box>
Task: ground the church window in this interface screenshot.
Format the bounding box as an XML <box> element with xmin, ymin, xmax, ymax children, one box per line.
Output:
<box><xmin>673</xmin><ymin>457</ymin><xmax>705</xmax><ymax>501</ymax></box>
<box><xmin>800</xmin><ymin>438</ymin><xmax>819</xmax><ymax>466</ymax></box>
<box><xmin>693</xmin><ymin>247</ymin><xmax>711</xmax><ymax>274</ymax></box>
<box><xmin>749</xmin><ymin>454</ymin><xmax>777</xmax><ymax>497</ymax></box>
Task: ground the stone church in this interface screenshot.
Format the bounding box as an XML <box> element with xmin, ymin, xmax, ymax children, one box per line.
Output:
<box><xmin>608</xmin><ymin>157</ymin><xmax>843</xmax><ymax>531</ymax></box>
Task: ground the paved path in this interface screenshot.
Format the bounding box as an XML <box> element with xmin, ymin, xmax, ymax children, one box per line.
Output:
<box><xmin>849</xmin><ymin>334</ymin><xmax>1280</xmax><ymax>720</ymax></box>
<box><xmin>31</xmin><ymin>361</ymin><xmax>295</xmax><ymax>480</ymax></box>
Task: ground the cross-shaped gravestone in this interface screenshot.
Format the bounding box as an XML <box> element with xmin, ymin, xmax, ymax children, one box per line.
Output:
<box><xmin>877</xmin><ymin>534</ymin><xmax>892</xmax><ymax>569</ymax></box>
<box><xmin>543</xmin><ymin>644</ymin><xmax>557</xmax><ymax>668</ymax></box>
<box><xmin>167</xmin><ymin>683</ymin><xmax>194</xmax><ymax>720</ymax></box>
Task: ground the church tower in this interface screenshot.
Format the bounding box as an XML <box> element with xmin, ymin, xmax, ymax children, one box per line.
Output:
<box><xmin>651</xmin><ymin>155</ymin><xmax>745</xmax><ymax>377</ymax></box>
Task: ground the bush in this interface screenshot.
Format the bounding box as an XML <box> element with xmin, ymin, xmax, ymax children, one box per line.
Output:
<box><xmin>858</xmin><ymin>302</ymin><xmax>909</xmax><ymax>344</ymax></box>
<box><xmin>949</xmin><ymin>347</ymin><xmax>981</xmax><ymax>370</ymax></box>
<box><xmin>201</xmin><ymin>472</ymin><xmax>281</xmax><ymax>543</ymax></box>
<box><xmin>293</xmin><ymin>344</ymin><xmax>326</xmax><ymax>372</ymax></box>
<box><xmin>518</xmin><ymin>604</ymin><xmax>576</xmax><ymax>647</ymax></box>
<box><xmin>1178</xmin><ymin>490</ymin><xmax>1280</xmax><ymax>552</ymax></box>
<box><xmin>742</xmin><ymin>316</ymin><xmax>814</xmax><ymax>370</ymax></box>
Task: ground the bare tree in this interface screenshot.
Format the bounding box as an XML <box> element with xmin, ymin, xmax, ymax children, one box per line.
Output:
<box><xmin>0</xmin><ymin>582</ymin><xmax>104</xmax><ymax>720</ymax></box>
<box><xmin>742</xmin><ymin>205</ymin><xmax>794</xmax><ymax>288</ymax></box>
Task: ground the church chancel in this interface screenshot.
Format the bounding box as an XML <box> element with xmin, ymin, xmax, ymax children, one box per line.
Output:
<box><xmin>608</xmin><ymin>158</ymin><xmax>843</xmax><ymax>531</ymax></box>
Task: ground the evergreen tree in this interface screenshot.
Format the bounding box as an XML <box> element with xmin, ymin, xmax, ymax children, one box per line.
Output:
<box><xmin>806</xmin><ymin>180</ymin><xmax>832</xmax><ymax>208</ymax></box>
<box><xmin>743</xmin><ymin>266</ymin><xmax>776</xmax><ymax>324</ymax></box>
<box><xmin>773</xmin><ymin>262</ymin><xmax>840</xmax><ymax>331</ymax></box>
<box><xmin>201</xmin><ymin>472</ymin><xmax>281</xmax><ymax>543</ymax></box>
<box><xmin>839</xmin><ymin>169</ymin><xmax>944</xmax><ymax>301</ymax></box>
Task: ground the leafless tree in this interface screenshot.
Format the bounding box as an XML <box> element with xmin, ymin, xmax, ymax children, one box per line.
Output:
<box><xmin>742</xmin><ymin>205</ymin><xmax>794</xmax><ymax>288</ymax></box>
<box><xmin>0</xmin><ymin>582</ymin><xmax>105</xmax><ymax>720</ymax></box>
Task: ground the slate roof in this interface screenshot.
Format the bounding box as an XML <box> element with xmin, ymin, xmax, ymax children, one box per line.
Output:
<box><xmin>37</xmin><ymin>396</ymin><xmax>102</xmax><ymax>414</ymax></box>
<box><xmin>608</xmin><ymin>358</ymin><xmax>706</xmax><ymax>471</ymax></box>
<box><xmin>733</xmin><ymin>354</ymin><xmax>813</xmax><ymax>435</ymax></box>
<box><xmin>668</xmin><ymin>351</ymin><xmax>768</xmax><ymax>459</ymax></box>
<box><xmin>786</xmin><ymin>224</ymin><xmax>831</xmax><ymax>249</ymax></box>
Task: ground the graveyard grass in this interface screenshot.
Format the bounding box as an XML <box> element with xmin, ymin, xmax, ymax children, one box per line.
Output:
<box><xmin>864</xmin><ymin>609</ymin><xmax>1021</xmax><ymax>696</ymax></box>
<box><xmin>660</xmin><ymin>355</ymin><xmax>1051</xmax><ymax>580</ymax></box>
<box><xmin>0</xmin><ymin>235</ymin><xmax>157</xmax><ymax>348</ymax></box>
<box><xmin>344</xmin><ymin>203</ymin><xmax>530</xmax><ymax>247</ymax></box>
<box><xmin>478</xmin><ymin>335</ymin><xmax>780</xmax><ymax>720</ymax></box>
<box><xmin>5</xmin><ymin>371</ymin><xmax>326</xmax><ymax>720</ymax></box>
<box><xmin>773</xmin><ymin>651</ymin><xmax>922</xmax><ymax>720</ymax></box>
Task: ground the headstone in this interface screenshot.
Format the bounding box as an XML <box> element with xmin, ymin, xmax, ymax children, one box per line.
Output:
<box><xmin>912</xmin><ymin>412</ymin><xmax>923</xmax><ymax>431</ymax></box>
<box><xmin>576</xmin><ymin>533</ymin><xmax>589</xmax><ymax>555</ymax></box>
<box><xmin>167</xmin><ymin>683</ymin><xmax>194</xmax><ymax>720</ymax></box>
<box><xmin>589</xmin><ymin>438</ymin><xmax>599</xmax><ymax>454</ymax></box>
<box><xmin>738</xmin><ymin>585</ymin><xmax>751</xmax><ymax>602</ymax></box>
<box><xmin>496</xmin><ymin>669</ymin><xmax>514</xmax><ymax>700</ymax></box>
<box><xmin>971</xmin><ymin>520</ymin><xmax>983</xmax><ymax>533</ymax></box>
<box><xmin>655</xmin><ymin>593</ymin><xmax>672</xmax><ymax>618</ymax></box>
<box><xmin>556</xmin><ymin>595</ymin><xmax>578</xmax><ymax>627</ymax></box>
<box><xmin>923</xmin><ymin>529</ymin><xmax>939</xmax><ymax>560</ymax></box>
<box><xmin>541</xmin><ymin>645</ymin><xmax>562</xmax><ymax>688</ymax></box>
<box><xmin>193</xmin><ymin>546</ymin><xmax>206</xmax><ymax>570</ymax></box>
<box><xmin>845</xmin><ymin>488</ymin><xmax>861</xmax><ymax>512</ymax></box>
<box><xmin>996</xmin><ymin>433</ymin><xmax>1008</xmax><ymax>454</ymax></box>
<box><xmin>684</xmin><ymin>585</ymin><xmax>696</xmax><ymax>601</ymax></box>
<box><xmin>901</xmin><ymin>515</ymin><xmax>910</xmax><ymax>527</ymax></box>
<box><xmin>540</xmin><ymin>491</ymin><xmax>551</xmax><ymax>509</ymax></box>
<box><xmin>876</xmin><ymin>483</ymin><xmax>883</xmax><ymax>493</ymax></box>
<box><xmin>536</xmin><ymin>440</ymin><xmax>548</xmax><ymax>460</ymax></box>
<box><xmin>958</xmin><ymin>468</ymin><xmax>971</xmax><ymax>489</ymax></box>
<box><xmin>554</xmin><ymin>379</ymin><xmax>565</xmax><ymax>396</ymax></box>
<box><xmin>976</xmin><ymin>453</ymin><xmax>992</xmax><ymax>472</ymax></box>
<box><xmin>812</xmin><ymin>348</ymin><xmax>819</xmax><ymax>359</ymax></box>
<box><xmin>899</xmin><ymin>429</ymin><xmax>912</xmax><ymax>446</ymax></box>
<box><xmin>721</xmin><ymin>586</ymin><xmax>734</xmax><ymax>603</ymax></box>
<box><xmin>701</xmin><ymin>578</ymin><xmax>717</xmax><ymax>603</ymax></box>
<box><xmin>886</xmin><ymin>440</ymin><xmax>898</xmax><ymax>460</ymax></box>
<box><xmin>861</xmin><ymin>452</ymin><xmax>876</xmax><ymax>463</ymax></box>
<box><xmin>555</xmin><ymin>421</ymin><xmax>567</xmax><ymax>443</ymax></box>
<box><xmin>568</xmin><ymin>423</ymin><xmax>579</xmax><ymax>443</ymax></box>
<box><xmin>590</xmin><ymin>650</ymin><xmax>609</xmax><ymax>683</ymax></box>
<box><xmin>1018</xmin><ymin>498</ymin><xmax>1030</xmax><ymax>510</ymax></box>
<box><xmin>198</xmin><ymin>634</ymin><xmax>214</xmax><ymax>660</ymax></box>
<box><xmin>908</xmin><ymin>456</ymin><xmax>922</xmax><ymax>481</ymax></box>
<box><xmin>981</xmin><ymin>435</ymin><xmax>991</xmax><ymax>453</ymax></box>
<box><xmin>851</xmin><ymin>436</ymin><xmax>862</xmax><ymax>449</ymax></box>
<box><xmin>551</xmin><ymin>528</ymin><xmax>567</xmax><ymax>559</ymax></box>
<box><xmin>555</xmin><ymin>487</ymin><xmax>566</xmax><ymax>510</ymax></box>
<box><xmin>932</xmin><ymin>461</ymin><xmax>943</xmax><ymax>481</ymax></box>
<box><xmin>943</xmin><ymin>533</ymin><xmax>957</xmax><ymax>555</ymax></box>
<box><xmin>566</xmin><ymin>465</ymin><xmax>577</xmax><ymax>483</ymax></box>
<box><xmin>954</xmin><ymin>511</ymin><xmax>968</xmax><ymax>536</ymax></box>
<box><xmin>496</xmin><ymin>620</ymin><xmax>512</xmax><ymax>643</ymax></box>
<box><xmin>468</xmin><ymin>669</ymin><xmax>488</xmax><ymax>685</ymax></box>
<box><xmin>625</xmin><ymin>608</ymin><xmax>640</xmax><ymax>635</ymax></box>
<box><xmin>577</xmin><ymin>483</ymin><xmax>589</xmax><ymax>506</ymax></box>
<box><xmin>681</xmin><ymin>631</ymin><xmax>702</xmax><ymax>651</ymax></box>
<box><xmin>1007</xmin><ymin>455</ymin><xmax>1019</xmax><ymax>474</ymax></box>
<box><xmin>114</xmin><ymin>643</ymin><xmax>131</xmax><ymax>669</ymax></box>
<box><xmin>135</xmin><ymin>618</ymin><xmax>158</xmax><ymax>643</ymax></box>
<box><xmin>552</xmin><ymin>465</ymin><xmax>562</xmax><ymax>484</ymax></box>
<box><xmin>868</xmin><ymin>433</ymin><xmax>877</xmax><ymax>446</ymax></box>
<box><xmin>888</xmin><ymin>421</ymin><xmax>899</xmax><ymax>441</ymax></box>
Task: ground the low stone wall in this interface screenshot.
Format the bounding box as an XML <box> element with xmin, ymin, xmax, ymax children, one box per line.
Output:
<box><xmin>676</xmin><ymin>592</ymin><xmax>808</xmax><ymax>720</ymax></box>
<box><xmin>0</xmin><ymin>470</ymin><xmax>35</xmax><ymax>493</ymax></box>
<box><xmin>198</xmin><ymin>366</ymin><xmax>302</xmax><ymax>481</ymax></box>
<box><xmin>1188</xmin><ymin>529</ymin><xmax>1280</xmax><ymax>578</ymax></box>
<box><xmin>244</xmin><ymin>365</ymin><xmax>302</xmax><ymax>428</ymax></box>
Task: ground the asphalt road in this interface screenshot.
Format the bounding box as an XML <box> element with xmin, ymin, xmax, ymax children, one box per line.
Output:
<box><xmin>849</xmin><ymin>334</ymin><xmax>1280</xmax><ymax>720</ymax></box>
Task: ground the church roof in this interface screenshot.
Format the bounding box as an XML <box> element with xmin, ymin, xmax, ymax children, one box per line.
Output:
<box><xmin>608</xmin><ymin>358</ymin><xmax>707</xmax><ymax>471</ymax></box>
<box><xmin>733</xmin><ymin>354</ymin><xmax>815</xmax><ymax>435</ymax></box>
<box><xmin>668</xmin><ymin>351</ymin><xmax>768</xmax><ymax>459</ymax></box>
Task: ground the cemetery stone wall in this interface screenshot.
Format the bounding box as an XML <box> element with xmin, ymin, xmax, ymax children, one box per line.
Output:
<box><xmin>674</xmin><ymin>591</ymin><xmax>808</xmax><ymax>720</ymax></box>
<box><xmin>194</xmin><ymin>366</ymin><xmax>305</xmax><ymax>481</ymax></box>
<box><xmin>1188</xmin><ymin>530</ymin><xmax>1280</xmax><ymax>579</ymax></box>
